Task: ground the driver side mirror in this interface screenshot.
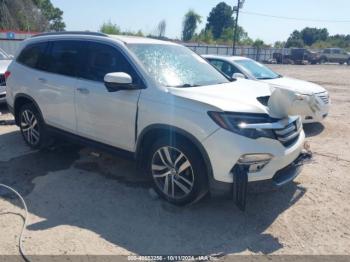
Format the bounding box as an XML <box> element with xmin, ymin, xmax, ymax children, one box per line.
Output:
<box><xmin>104</xmin><ymin>72</ymin><xmax>140</xmax><ymax>92</ymax></box>
<box><xmin>232</xmin><ymin>73</ymin><xmax>246</xmax><ymax>79</ymax></box>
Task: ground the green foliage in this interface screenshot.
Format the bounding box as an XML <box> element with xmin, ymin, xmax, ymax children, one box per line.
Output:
<box><xmin>32</xmin><ymin>0</ymin><xmax>65</xmax><ymax>31</ymax></box>
<box><xmin>274</xmin><ymin>41</ymin><xmax>286</xmax><ymax>48</ymax></box>
<box><xmin>193</xmin><ymin>29</ymin><xmax>215</xmax><ymax>44</ymax></box>
<box><xmin>206</xmin><ymin>2</ymin><xmax>235</xmax><ymax>40</ymax></box>
<box><xmin>0</xmin><ymin>0</ymin><xmax>65</xmax><ymax>31</ymax></box>
<box><xmin>300</xmin><ymin>27</ymin><xmax>329</xmax><ymax>46</ymax></box>
<box><xmin>285</xmin><ymin>27</ymin><xmax>350</xmax><ymax>50</ymax></box>
<box><xmin>285</xmin><ymin>30</ymin><xmax>304</xmax><ymax>48</ymax></box>
<box><xmin>100</xmin><ymin>21</ymin><xmax>121</xmax><ymax>35</ymax></box>
<box><xmin>100</xmin><ymin>21</ymin><xmax>145</xmax><ymax>37</ymax></box>
<box><xmin>182</xmin><ymin>10</ymin><xmax>202</xmax><ymax>41</ymax></box>
<box><xmin>252</xmin><ymin>39</ymin><xmax>266</xmax><ymax>48</ymax></box>
<box><xmin>240</xmin><ymin>37</ymin><xmax>254</xmax><ymax>46</ymax></box>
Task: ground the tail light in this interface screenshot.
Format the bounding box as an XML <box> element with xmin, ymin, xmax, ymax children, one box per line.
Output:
<box><xmin>4</xmin><ymin>71</ymin><xmax>11</xmax><ymax>80</ymax></box>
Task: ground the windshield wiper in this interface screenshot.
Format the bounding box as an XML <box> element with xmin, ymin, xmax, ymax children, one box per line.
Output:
<box><xmin>168</xmin><ymin>84</ymin><xmax>201</xmax><ymax>88</ymax></box>
<box><xmin>257</xmin><ymin>77</ymin><xmax>275</xmax><ymax>80</ymax></box>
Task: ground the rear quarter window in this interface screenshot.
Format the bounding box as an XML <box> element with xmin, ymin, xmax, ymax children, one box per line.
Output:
<box><xmin>17</xmin><ymin>42</ymin><xmax>48</xmax><ymax>69</ymax></box>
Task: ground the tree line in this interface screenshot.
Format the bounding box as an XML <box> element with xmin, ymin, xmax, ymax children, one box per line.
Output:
<box><xmin>1</xmin><ymin>0</ymin><xmax>348</xmax><ymax>51</ymax></box>
<box><xmin>276</xmin><ymin>27</ymin><xmax>350</xmax><ymax>50</ymax></box>
<box><xmin>99</xmin><ymin>2</ymin><xmax>267</xmax><ymax>48</ymax></box>
<box><xmin>0</xmin><ymin>0</ymin><xmax>65</xmax><ymax>32</ymax></box>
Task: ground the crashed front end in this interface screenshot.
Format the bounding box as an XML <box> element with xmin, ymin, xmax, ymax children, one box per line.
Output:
<box><xmin>203</xmin><ymin>86</ymin><xmax>319</xmax><ymax>210</ymax></box>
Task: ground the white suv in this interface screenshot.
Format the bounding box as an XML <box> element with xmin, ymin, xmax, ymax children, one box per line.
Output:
<box><xmin>6</xmin><ymin>32</ymin><xmax>307</xmax><ymax>208</ymax></box>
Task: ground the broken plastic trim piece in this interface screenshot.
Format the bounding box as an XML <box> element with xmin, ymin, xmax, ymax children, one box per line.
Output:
<box><xmin>233</xmin><ymin>164</ymin><xmax>249</xmax><ymax>211</ymax></box>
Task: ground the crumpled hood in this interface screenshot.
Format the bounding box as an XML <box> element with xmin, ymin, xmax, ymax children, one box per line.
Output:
<box><xmin>261</xmin><ymin>76</ymin><xmax>326</xmax><ymax>94</ymax></box>
<box><xmin>0</xmin><ymin>60</ymin><xmax>11</xmax><ymax>74</ymax></box>
<box><xmin>168</xmin><ymin>79</ymin><xmax>271</xmax><ymax>114</ymax></box>
<box><xmin>168</xmin><ymin>77</ymin><xmax>324</xmax><ymax>120</ymax></box>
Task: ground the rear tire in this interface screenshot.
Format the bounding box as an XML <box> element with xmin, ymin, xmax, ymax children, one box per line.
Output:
<box><xmin>347</xmin><ymin>59</ymin><xmax>350</xmax><ymax>66</ymax></box>
<box><xmin>146</xmin><ymin>136</ymin><xmax>208</xmax><ymax>205</ymax></box>
<box><xmin>19</xmin><ymin>103</ymin><xmax>50</xmax><ymax>150</ymax></box>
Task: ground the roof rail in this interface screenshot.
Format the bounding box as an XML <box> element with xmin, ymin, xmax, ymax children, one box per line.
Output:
<box><xmin>32</xmin><ymin>31</ymin><xmax>108</xmax><ymax>38</ymax></box>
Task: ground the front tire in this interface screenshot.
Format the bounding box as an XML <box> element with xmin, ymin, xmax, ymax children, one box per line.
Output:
<box><xmin>19</xmin><ymin>103</ymin><xmax>49</xmax><ymax>149</ymax></box>
<box><xmin>147</xmin><ymin>137</ymin><xmax>208</xmax><ymax>205</ymax></box>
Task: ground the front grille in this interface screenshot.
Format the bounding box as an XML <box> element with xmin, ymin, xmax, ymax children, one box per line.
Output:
<box><xmin>317</xmin><ymin>92</ymin><xmax>329</xmax><ymax>104</ymax></box>
<box><xmin>274</xmin><ymin>118</ymin><xmax>302</xmax><ymax>147</ymax></box>
<box><xmin>0</xmin><ymin>74</ymin><xmax>5</xmax><ymax>86</ymax></box>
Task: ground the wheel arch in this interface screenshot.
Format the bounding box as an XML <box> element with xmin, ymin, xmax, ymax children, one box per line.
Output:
<box><xmin>136</xmin><ymin>124</ymin><xmax>213</xmax><ymax>180</ymax></box>
<box><xmin>14</xmin><ymin>94</ymin><xmax>44</xmax><ymax>126</ymax></box>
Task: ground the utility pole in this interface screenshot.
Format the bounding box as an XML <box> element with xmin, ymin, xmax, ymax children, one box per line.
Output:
<box><xmin>232</xmin><ymin>0</ymin><xmax>245</xmax><ymax>56</ymax></box>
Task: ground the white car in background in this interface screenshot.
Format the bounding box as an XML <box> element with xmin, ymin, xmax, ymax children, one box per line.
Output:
<box><xmin>0</xmin><ymin>48</ymin><xmax>13</xmax><ymax>103</ymax></box>
<box><xmin>204</xmin><ymin>55</ymin><xmax>330</xmax><ymax>123</ymax></box>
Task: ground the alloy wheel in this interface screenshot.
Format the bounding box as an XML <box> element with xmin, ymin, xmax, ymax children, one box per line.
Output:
<box><xmin>20</xmin><ymin>109</ymin><xmax>40</xmax><ymax>146</ymax></box>
<box><xmin>151</xmin><ymin>146</ymin><xmax>194</xmax><ymax>200</ymax></box>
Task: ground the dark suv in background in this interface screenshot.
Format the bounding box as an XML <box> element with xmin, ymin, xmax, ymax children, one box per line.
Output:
<box><xmin>319</xmin><ymin>48</ymin><xmax>350</xmax><ymax>65</ymax></box>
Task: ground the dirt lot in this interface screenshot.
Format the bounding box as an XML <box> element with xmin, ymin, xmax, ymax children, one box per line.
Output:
<box><xmin>0</xmin><ymin>65</ymin><xmax>349</xmax><ymax>257</ymax></box>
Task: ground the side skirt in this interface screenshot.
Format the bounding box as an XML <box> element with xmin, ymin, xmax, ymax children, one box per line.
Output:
<box><xmin>46</xmin><ymin>125</ymin><xmax>136</xmax><ymax>160</ymax></box>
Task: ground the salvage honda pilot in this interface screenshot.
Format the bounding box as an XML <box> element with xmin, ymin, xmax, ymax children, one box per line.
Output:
<box><xmin>5</xmin><ymin>32</ymin><xmax>308</xmax><ymax>209</ymax></box>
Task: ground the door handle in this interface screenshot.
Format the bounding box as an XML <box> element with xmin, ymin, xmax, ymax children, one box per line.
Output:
<box><xmin>77</xmin><ymin>87</ymin><xmax>90</xmax><ymax>94</ymax></box>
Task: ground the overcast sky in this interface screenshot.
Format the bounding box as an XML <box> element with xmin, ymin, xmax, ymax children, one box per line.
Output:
<box><xmin>51</xmin><ymin>0</ymin><xmax>350</xmax><ymax>44</ymax></box>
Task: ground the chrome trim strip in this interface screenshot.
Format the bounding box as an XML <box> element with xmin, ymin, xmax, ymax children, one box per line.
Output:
<box><xmin>277</xmin><ymin>126</ymin><xmax>302</xmax><ymax>142</ymax></box>
<box><xmin>275</xmin><ymin>124</ymin><xmax>296</xmax><ymax>136</ymax></box>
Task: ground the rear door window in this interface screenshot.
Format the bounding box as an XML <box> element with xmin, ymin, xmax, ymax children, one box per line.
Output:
<box><xmin>46</xmin><ymin>41</ymin><xmax>86</xmax><ymax>77</ymax></box>
<box><xmin>17</xmin><ymin>42</ymin><xmax>48</xmax><ymax>69</ymax></box>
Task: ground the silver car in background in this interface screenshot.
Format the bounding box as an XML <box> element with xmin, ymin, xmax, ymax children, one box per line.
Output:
<box><xmin>0</xmin><ymin>48</ymin><xmax>13</xmax><ymax>103</ymax></box>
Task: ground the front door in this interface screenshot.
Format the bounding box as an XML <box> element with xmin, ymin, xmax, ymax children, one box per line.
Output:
<box><xmin>75</xmin><ymin>42</ymin><xmax>142</xmax><ymax>151</ymax></box>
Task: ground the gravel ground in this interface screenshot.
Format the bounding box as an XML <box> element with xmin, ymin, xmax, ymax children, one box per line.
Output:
<box><xmin>0</xmin><ymin>64</ymin><xmax>349</xmax><ymax>257</ymax></box>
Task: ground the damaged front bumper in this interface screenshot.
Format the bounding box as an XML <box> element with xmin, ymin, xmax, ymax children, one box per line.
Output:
<box><xmin>233</xmin><ymin>150</ymin><xmax>312</xmax><ymax>211</ymax></box>
<box><xmin>272</xmin><ymin>150</ymin><xmax>312</xmax><ymax>187</ymax></box>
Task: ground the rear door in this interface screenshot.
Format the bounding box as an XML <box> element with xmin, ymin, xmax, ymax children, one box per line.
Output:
<box><xmin>39</xmin><ymin>40</ymin><xmax>86</xmax><ymax>132</ymax></box>
<box><xmin>75</xmin><ymin>42</ymin><xmax>142</xmax><ymax>151</ymax></box>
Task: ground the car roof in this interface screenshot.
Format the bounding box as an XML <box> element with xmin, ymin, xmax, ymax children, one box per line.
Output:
<box><xmin>202</xmin><ymin>54</ymin><xmax>251</xmax><ymax>62</ymax></box>
<box><xmin>30</xmin><ymin>31</ymin><xmax>177</xmax><ymax>46</ymax></box>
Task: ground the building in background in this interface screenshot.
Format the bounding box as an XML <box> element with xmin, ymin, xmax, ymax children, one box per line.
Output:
<box><xmin>0</xmin><ymin>30</ymin><xmax>38</xmax><ymax>55</ymax></box>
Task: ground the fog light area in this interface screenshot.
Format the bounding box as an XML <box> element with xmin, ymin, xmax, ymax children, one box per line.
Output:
<box><xmin>238</xmin><ymin>153</ymin><xmax>273</xmax><ymax>173</ymax></box>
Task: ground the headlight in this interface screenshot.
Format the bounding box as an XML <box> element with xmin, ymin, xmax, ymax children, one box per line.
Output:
<box><xmin>208</xmin><ymin>112</ymin><xmax>277</xmax><ymax>139</ymax></box>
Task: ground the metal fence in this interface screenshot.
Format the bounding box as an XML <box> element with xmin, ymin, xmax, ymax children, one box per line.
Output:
<box><xmin>185</xmin><ymin>44</ymin><xmax>290</xmax><ymax>62</ymax></box>
<box><xmin>0</xmin><ymin>39</ymin><xmax>22</xmax><ymax>55</ymax></box>
<box><xmin>0</xmin><ymin>38</ymin><xmax>291</xmax><ymax>62</ymax></box>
